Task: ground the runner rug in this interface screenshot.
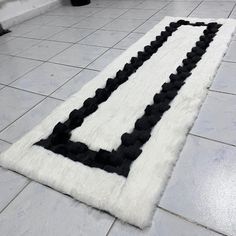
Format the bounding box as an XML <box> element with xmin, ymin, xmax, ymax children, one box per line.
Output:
<box><xmin>0</xmin><ymin>17</ymin><xmax>235</xmax><ymax>228</ymax></box>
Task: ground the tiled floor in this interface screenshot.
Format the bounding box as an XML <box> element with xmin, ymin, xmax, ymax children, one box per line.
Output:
<box><xmin>0</xmin><ymin>0</ymin><xmax>236</xmax><ymax>235</ymax></box>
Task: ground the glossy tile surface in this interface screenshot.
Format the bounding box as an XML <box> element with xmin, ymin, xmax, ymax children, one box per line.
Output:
<box><xmin>191</xmin><ymin>91</ymin><xmax>236</xmax><ymax>146</ymax></box>
<box><xmin>11</xmin><ymin>62</ymin><xmax>80</xmax><ymax>95</ymax></box>
<box><xmin>0</xmin><ymin>182</ymin><xmax>114</xmax><ymax>236</ymax></box>
<box><xmin>0</xmin><ymin>37</ymin><xmax>41</xmax><ymax>56</ymax></box>
<box><xmin>51</xmin><ymin>69</ymin><xmax>98</xmax><ymax>100</ymax></box>
<box><xmin>114</xmin><ymin>32</ymin><xmax>144</xmax><ymax>49</ymax></box>
<box><xmin>0</xmin><ymin>87</ymin><xmax>44</xmax><ymax>131</ymax></box>
<box><xmin>19</xmin><ymin>40</ymin><xmax>72</xmax><ymax>61</ymax></box>
<box><xmin>87</xmin><ymin>48</ymin><xmax>124</xmax><ymax>70</ymax></box>
<box><xmin>102</xmin><ymin>18</ymin><xmax>145</xmax><ymax>32</ymax></box>
<box><xmin>50</xmin><ymin>44</ymin><xmax>107</xmax><ymax>67</ymax></box>
<box><xmin>134</xmin><ymin>19</ymin><xmax>161</xmax><ymax>33</ymax></box>
<box><xmin>0</xmin><ymin>166</ymin><xmax>29</xmax><ymax>213</ymax></box>
<box><xmin>23</xmin><ymin>26</ymin><xmax>65</xmax><ymax>40</ymax></box>
<box><xmin>79</xmin><ymin>30</ymin><xmax>128</xmax><ymax>47</ymax></box>
<box><xmin>160</xmin><ymin>136</ymin><xmax>236</xmax><ymax>236</ymax></box>
<box><xmin>211</xmin><ymin>62</ymin><xmax>236</xmax><ymax>95</ymax></box>
<box><xmin>92</xmin><ymin>8</ymin><xmax>128</xmax><ymax>19</ymax></box>
<box><xmin>118</xmin><ymin>9</ymin><xmax>157</xmax><ymax>20</ymax></box>
<box><xmin>0</xmin><ymin>98</ymin><xmax>62</xmax><ymax>143</ymax></box>
<box><xmin>73</xmin><ymin>16</ymin><xmax>114</xmax><ymax>30</ymax></box>
<box><xmin>110</xmin><ymin>208</ymin><xmax>220</xmax><ymax>236</ymax></box>
<box><xmin>0</xmin><ymin>57</ymin><xmax>41</xmax><ymax>85</ymax></box>
<box><xmin>49</xmin><ymin>28</ymin><xmax>94</xmax><ymax>43</ymax></box>
<box><xmin>224</xmin><ymin>41</ymin><xmax>236</xmax><ymax>62</ymax></box>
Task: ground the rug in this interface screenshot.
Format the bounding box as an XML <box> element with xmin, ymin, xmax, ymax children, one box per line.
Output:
<box><xmin>0</xmin><ymin>17</ymin><xmax>235</xmax><ymax>228</ymax></box>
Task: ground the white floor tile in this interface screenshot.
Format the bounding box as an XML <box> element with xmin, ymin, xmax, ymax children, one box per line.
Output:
<box><xmin>191</xmin><ymin>91</ymin><xmax>236</xmax><ymax>146</ymax></box>
<box><xmin>47</xmin><ymin>15</ymin><xmax>85</xmax><ymax>27</ymax></box>
<box><xmin>110</xmin><ymin>0</ymin><xmax>143</xmax><ymax>9</ymax></box>
<box><xmin>50</xmin><ymin>44</ymin><xmax>107</xmax><ymax>67</ymax></box>
<box><xmin>51</xmin><ymin>69</ymin><xmax>98</xmax><ymax>100</ymax></box>
<box><xmin>160</xmin><ymin>135</ymin><xmax>236</xmax><ymax>236</ymax></box>
<box><xmin>0</xmin><ymin>38</ymin><xmax>41</xmax><ymax>56</ymax></box>
<box><xmin>134</xmin><ymin>1</ymin><xmax>169</xmax><ymax>10</ymax></box>
<box><xmin>11</xmin><ymin>62</ymin><xmax>80</xmax><ymax>95</ymax></box>
<box><xmin>9</xmin><ymin>22</ymin><xmax>39</xmax><ymax>36</ymax></box>
<box><xmin>0</xmin><ymin>182</ymin><xmax>114</xmax><ymax>236</ymax></box>
<box><xmin>19</xmin><ymin>40</ymin><xmax>71</xmax><ymax>61</ymax></box>
<box><xmin>87</xmin><ymin>48</ymin><xmax>124</xmax><ymax>70</ymax></box>
<box><xmin>0</xmin><ymin>98</ymin><xmax>62</xmax><ymax>143</ymax></box>
<box><xmin>73</xmin><ymin>16</ymin><xmax>114</xmax><ymax>30</ymax></box>
<box><xmin>0</xmin><ymin>167</ymin><xmax>29</xmax><ymax>212</ymax></box>
<box><xmin>92</xmin><ymin>8</ymin><xmax>128</xmax><ymax>19</ymax></box>
<box><xmin>224</xmin><ymin>41</ymin><xmax>236</xmax><ymax>62</ymax></box>
<box><xmin>0</xmin><ymin>57</ymin><xmax>41</xmax><ymax>85</ymax></box>
<box><xmin>79</xmin><ymin>30</ymin><xmax>128</xmax><ymax>47</ymax></box>
<box><xmin>110</xmin><ymin>208</ymin><xmax>220</xmax><ymax>236</ymax></box>
<box><xmin>86</xmin><ymin>0</ymin><xmax>114</xmax><ymax>8</ymax></box>
<box><xmin>47</xmin><ymin>6</ymin><xmax>101</xmax><ymax>17</ymax></box>
<box><xmin>229</xmin><ymin>7</ymin><xmax>236</xmax><ymax>18</ymax></box>
<box><xmin>102</xmin><ymin>18</ymin><xmax>145</xmax><ymax>32</ymax></box>
<box><xmin>114</xmin><ymin>32</ymin><xmax>144</xmax><ymax>49</ymax></box>
<box><xmin>0</xmin><ymin>87</ymin><xmax>44</xmax><ymax>131</ymax></box>
<box><xmin>49</xmin><ymin>28</ymin><xmax>94</xmax><ymax>43</ymax></box>
<box><xmin>118</xmin><ymin>9</ymin><xmax>157</xmax><ymax>20</ymax></box>
<box><xmin>0</xmin><ymin>35</ymin><xmax>15</xmax><ymax>46</ymax></box>
<box><xmin>23</xmin><ymin>26</ymin><xmax>65</xmax><ymax>40</ymax></box>
<box><xmin>134</xmin><ymin>20</ymin><xmax>160</xmax><ymax>33</ymax></box>
<box><xmin>152</xmin><ymin>1</ymin><xmax>200</xmax><ymax>19</ymax></box>
<box><xmin>22</xmin><ymin>15</ymin><xmax>58</xmax><ymax>26</ymax></box>
<box><xmin>190</xmin><ymin>1</ymin><xmax>235</xmax><ymax>18</ymax></box>
<box><xmin>0</xmin><ymin>55</ymin><xmax>13</xmax><ymax>64</ymax></box>
<box><xmin>211</xmin><ymin>62</ymin><xmax>236</xmax><ymax>95</ymax></box>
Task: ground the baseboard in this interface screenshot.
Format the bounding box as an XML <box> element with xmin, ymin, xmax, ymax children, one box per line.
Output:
<box><xmin>1</xmin><ymin>0</ymin><xmax>62</xmax><ymax>28</ymax></box>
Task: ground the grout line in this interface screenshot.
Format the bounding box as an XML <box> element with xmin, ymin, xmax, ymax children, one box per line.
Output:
<box><xmin>48</xmin><ymin>96</ymin><xmax>65</xmax><ymax>101</ymax></box>
<box><xmin>189</xmin><ymin>133</ymin><xmax>236</xmax><ymax>148</ymax></box>
<box><xmin>222</xmin><ymin>59</ymin><xmax>236</xmax><ymax>64</ymax></box>
<box><xmin>209</xmin><ymin>89</ymin><xmax>236</xmax><ymax>97</ymax></box>
<box><xmin>0</xmin><ymin>40</ymin><xmax>103</xmax><ymax>135</ymax></box>
<box><xmin>0</xmin><ymin>84</ymin><xmax>6</xmax><ymax>91</ymax></box>
<box><xmin>0</xmin><ymin>84</ymin><xmax>65</xmax><ymax>102</ymax></box>
<box><xmin>0</xmin><ymin>96</ymin><xmax>47</xmax><ymax>134</ymax></box>
<box><xmin>157</xmin><ymin>206</ymin><xmax>228</xmax><ymax>236</ymax></box>
<box><xmin>0</xmin><ymin>181</ymin><xmax>31</xmax><ymax>215</ymax></box>
<box><xmin>187</xmin><ymin>1</ymin><xmax>204</xmax><ymax>17</ymax></box>
<box><xmin>47</xmin><ymin>61</ymin><xmax>100</xmax><ymax>72</ymax></box>
<box><xmin>3</xmin><ymin>2</ymin><xmax>173</xmax><ymax>76</ymax></box>
<box><xmin>227</xmin><ymin>2</ymin><xmax>236</xmax><ymax>18</ymax></box>
<box><xmin>106</xmin><ymin>219</ymin><xmax>117</xmax><ymax>236</ymax></box>
<box><xmin>5</xmin><ymin>54</ymin><xmax>99</xmax><ymax>71</ymax></box>
<box><xmin>1</xmin><ymin>84</ymin><xmax>51</xmax><ymax>97</ymax></box>
<box><xmin>105</xmin><ymin>2</ymin><xmax>173</xmax><ymax>52</ymax></box>
<box><xmin>0</xmin><ymin>59</ymin><xmax>45</xmax><ymax>87</ymax></box>
<box><xmin>0</xmin><ymin>64</ymin><xmax>82</xmax><ymax>134</ymax></box>
<box><xmin>26</xmin><ymin>7</ymin><xmax>134</xmax><ymax>77</ymax></box>
<box><xmin>0</xmin><ymin>138</ymin><xmax>12</xmax><ymax>144</ymax></box>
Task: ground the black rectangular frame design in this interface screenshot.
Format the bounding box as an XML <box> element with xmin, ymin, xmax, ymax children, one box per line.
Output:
<box><xmin>35</xmin><ymin>20</ymin><xmax>221</xmax><ymax>177</ymax></box>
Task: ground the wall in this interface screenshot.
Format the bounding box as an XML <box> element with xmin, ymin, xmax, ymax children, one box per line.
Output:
<box><xmin>0</xmin><ymin>0</ymin><xmax>61</xmax><ymax>27</ymax></box>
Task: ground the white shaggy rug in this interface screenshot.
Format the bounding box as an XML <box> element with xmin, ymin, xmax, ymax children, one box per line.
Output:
<box><xmin>0</xmin><ymin>17</ymin><xmax>235</xmax><ymax>228</ymax></box>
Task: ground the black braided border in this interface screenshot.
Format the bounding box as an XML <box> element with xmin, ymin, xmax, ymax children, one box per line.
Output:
<box><xmin>35</xmin><ymin>20</ymin><xmax>221</xmax><ymax>177</ymax></box>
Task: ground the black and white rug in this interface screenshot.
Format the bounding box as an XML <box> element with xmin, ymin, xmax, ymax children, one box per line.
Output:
<box><xmin>0</xmin><ymin>17</ymin><xmax>235</xmax><ymax>228</ymax></box>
